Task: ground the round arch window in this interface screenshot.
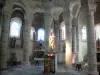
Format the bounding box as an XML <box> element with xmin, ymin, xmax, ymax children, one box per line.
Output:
<box><xmin>81</xmin><ymin>26</ymin><xmax>87</xmax><ymax>41</ymax></box>
<box><xmin>30</xmin><ymin>27</ymin><xmax>35</xmax><ymax>40</ymax></box>
<box><xmin>10</xmin><ymin>17</ymin><xmax>22</xmax><ymax>38</ymax></box>
<box><xmin>60</xmin><ymin>21</ymin><xmax>66</xmax><ymax>40</ymax></box>
<box><xmin>37</xmin><ymin>28</ymin><xmax>45</xmax><ymax>41</ymax></box>
<box><xmin>95</xmin><ymin>24</ymin><xmax>100</xmax><ymax>40</ymax></box>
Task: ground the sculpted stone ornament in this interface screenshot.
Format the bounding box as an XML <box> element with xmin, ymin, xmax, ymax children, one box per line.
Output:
<box><xmin>88</xmin><ymin>4</ymin><xmax>96</xmax><ymax>12</ymax></box>
<box><xmin>15</xmin><ymin>0</ymin><xmax>25</xmax><ymax>7</ymax></box>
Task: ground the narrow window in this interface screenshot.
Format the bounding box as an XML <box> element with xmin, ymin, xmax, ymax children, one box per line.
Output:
<box><xmin>10</xmin><ymin>17</ymin><xmax>22</xmax><ymax>38</ymax></box>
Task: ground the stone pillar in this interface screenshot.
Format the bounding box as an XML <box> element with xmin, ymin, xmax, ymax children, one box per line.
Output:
<box><xmin>72</xmin><ymin>18</ymin><xmax>77</xmax><ymax>64</ymax></box>
<box><xmin>0</xmin><ymin>10</ymin><xmax>10</xmax><ymax>68</ymax></box>
<box><xmin>44</xmin><ymin>10</ymin><xmax>58</xmax><ymax>71</ymax></box>
<box><xmin>81</xmin><ymin>0</ymin><xmax>98</xmax><ymax>75</ymax></box>
<box><xmin>0</xmin><ymin>10</ymin><xmax>2</xmax><ymax>36</ymax></box>
<box><xmin>44</xmin><ymin>12</ymin><xmax>53</xmax><ymax>51</ymax></box>
<box><xmin>72</xmin><ymin>18</ymin><xmax>77</xmax><ymax>53</ymax></box>
<box><xmin>63</xmin><ymin>8</ymin><xmax>72</xmax><ymax>67</ymax></box>
<box><xmin>23</xmin><ymin>14</ymin><xmax>32</xmax><ymax>66</ymax></box>
<box><xmin>54</xmin><ymin>20</ymin><xmax>61</xmax><ymax>64</ymax></box>
<box><xmin>76</xmin><ymin>24</ymin><xmax>79</xmax><ymax>62</ymax></box>
<box><xmin>54</xmin><ymin>20</ymin><xmax>60</xmax><ymax>52</ymax></box>
<box><xmin>87</xmin><ymin>6</ymin><xmax>98</xmax><ymax>75</ymax></box>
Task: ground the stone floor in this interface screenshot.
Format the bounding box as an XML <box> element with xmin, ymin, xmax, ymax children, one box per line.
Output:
<box><xmin>1</xmin><ymin>65</ymin><xmax>88</xmax><ymax>75</ymax></box>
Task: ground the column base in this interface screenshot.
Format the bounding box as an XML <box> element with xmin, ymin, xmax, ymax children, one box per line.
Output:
<box><xmin>0</xmin><ymin>66</ymin><xmax>8</xmax><ymax>71</ymax></box>
<box><xmin>0</xmin><ymin>63</ymin><xmax>7</xmax><ymax>69</ymax></box>
<box><xmin>88</xmin><ymin>71</ymin><xmax>99</xmax><ymax>75</ymax></box>
<box><xmin>22</xmin><ymin>61</ymin><xmax>30</xmax><ymax>66</ymax></box>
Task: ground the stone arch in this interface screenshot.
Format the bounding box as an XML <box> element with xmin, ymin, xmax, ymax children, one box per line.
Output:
<box><xmin>69</xmin><ymin>0</ymin><xmax>81</xmax><ymax>18</ymax></box>
<box><xmin>32</xmin><ymin>12</ymin><xmax>44</xmax><ymax>32</ymax></box>
<box><xmin>13</xmin><ymin>1</ymin><xmax>26</xmax><ymax>13</ymax></box>
<box><xmin>51</xmin><ymin>7</ymin><xmax>64</xmax><ymax>21</ymax></box>
<box><xmin>59</xmin><ymin>12</ymin><xmax>63</xmax><ymax>23</ymax></box>
<box><xmin>72</xmin><ymin>4</ymin><xmax>81</xmax><ymax>18</ymax></box>
<box><xmin>11</xmin><ymin>10</ymin><xmax>24</xmax><ymax>22</ymax></box>
<box><xmin>10</xmin><ymin>4</ymin><xmax>25</xmax><ymax>48</ymax></box>
<box><xmin>12</xmin><ymin>1</ymin><xmax>26</xmax><ymax>22</ymax></box>
<box><xmin>33</xmin><ymin>8</ymin><xmax>44</xmax><ymax>15</ymax></box>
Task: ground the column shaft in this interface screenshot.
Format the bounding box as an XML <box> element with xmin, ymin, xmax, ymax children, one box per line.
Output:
<box><xmin>44</xmin><ymin>12</ymin><xmax>53</xmax><ymax>51</ymax></box>
<box><xmin>87</xmin><ymin>10</ymin><xmax>98</xmax><ymax>75</ymax></box>
<box><xmin>23</xmin><ymin>16</ymin><xmax>31</xmax><ymax>65</ymax></box>
<box><xmin>54</xmin><ymin>20</ymin><xmax>60</xmax><ymax>52</ymax></box>
<box><xmin>76</xmin><ymin>25</ymin><xmax>79</xmax><ymax>62</ymax></box>
<box><xmin>63</xmin><ymin>8</ymin><xmax>72</xmax><ymax>66</ymax></box>
<box><xmin>72</xmin><ymin>18</ymin><xmax>76</xmax><ymax>53</ymax></box>
<box><xmin>76</xmin><ymin>25</ymin><xmax>79</xmax><ymax>53</ymax></box>
<box><xmin>0</xmin><ymin>10</ymin><xmax>10</xmax><ymax>68</ymax></box>
<box><xmin>72</xmin><ymin>18</ymin><xmax>77</xmax><ymax>64</ymax></box>
<box><xmin>81</xmin><ymin>0</ymin><xmax>98</xmax><ymax>74</ymax></box>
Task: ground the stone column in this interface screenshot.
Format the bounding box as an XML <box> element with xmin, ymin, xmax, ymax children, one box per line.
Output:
<box><xmin>87</xmin><ymin>6</ymin><xmax>98</xmax><ymax>75</ymax></box>
<box><xmin>76</xmin><ymin>25</ymin><xmax>79</xmax><ymax>62</ymax></box>
<box><xmin>63</xmin><ymin>7</ymin><xmax>72</xmax><ymax>67</ymax></box>
<box><xmin>0</xmin><ymin>10</ymin><xmax>10</xmax><ymax>68</ymax></box>
<box><xmin>44</xmin><ymin>10</ymin><xmax>58</xmax><ymax>71</ymax></box>
<box><xmin>23</xmin><ymin>14</ymin><xmax>32</xmax><ymax>66</ymax></box>
<box><xmin>72</xmin><ymin>18</ymin><xmax>77</xmax><ymax>53</ymax></box>
<box><xmin>54</xmin><ymin>20</ymin><xmax>60</xmax><ymax>52</ymax></box>
<box><xmin>72</xmin><ymin>18</ymin><xmax>77</xmax><ymax>64</ymax></box>
<box><xmin>0</xmin><ymin>9</ymin><xmax>2</xmax><ymax>36</ymax></box>
<box><xmin>44</xmin><ymin>12</ymin><xmax>53</xmax><ymax>51</ymax></box>
<box><xmin>81</xmin><ymin>0</ymin><xmax>98</xmax><ymax>75</ymax></box>
<box><xmin>54</xmin><ymin>20</ymin><xmax>61</xmax><ymax>64</ymax></box>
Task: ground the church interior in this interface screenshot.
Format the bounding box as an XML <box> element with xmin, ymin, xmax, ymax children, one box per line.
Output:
<box><xmin>0</xmin><ymin>0</ymin><xmax>100</xmax><ymax>75</ymax></box>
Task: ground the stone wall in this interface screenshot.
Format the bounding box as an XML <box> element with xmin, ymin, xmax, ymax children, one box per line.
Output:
<box><xmin>7</xmin><ymin>40</ymin><xmax>34</xmax><ymax>63</ymax></box>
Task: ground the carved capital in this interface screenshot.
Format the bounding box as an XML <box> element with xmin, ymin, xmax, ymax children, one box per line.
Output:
<box><xmin>2</xmin><ymin>10</ymin><xmax>11</xmax><ymax>20</ymax></box>
<box><xmin>88</xmin><ymin>4</ymin><xmax>97</xmax><ymax>12</ymax></box>
<box><xmin>63</xmin><ymin>7</ymin><xmax>72</xmax><ymax>19</ymax></box>
<box><xmin>80</xmin><ymin>4</ymin><xmax>88</xmax><ymax>12</ymax></box>
<box><xmin>80</xmin><ymin>3</ymin><xmax>97</xmax><ymax>13</ymax></box>
<box><xmin>15</xmin><ymin>0</ymin><xmax>25</xmax><ymax>7</ymax></box>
